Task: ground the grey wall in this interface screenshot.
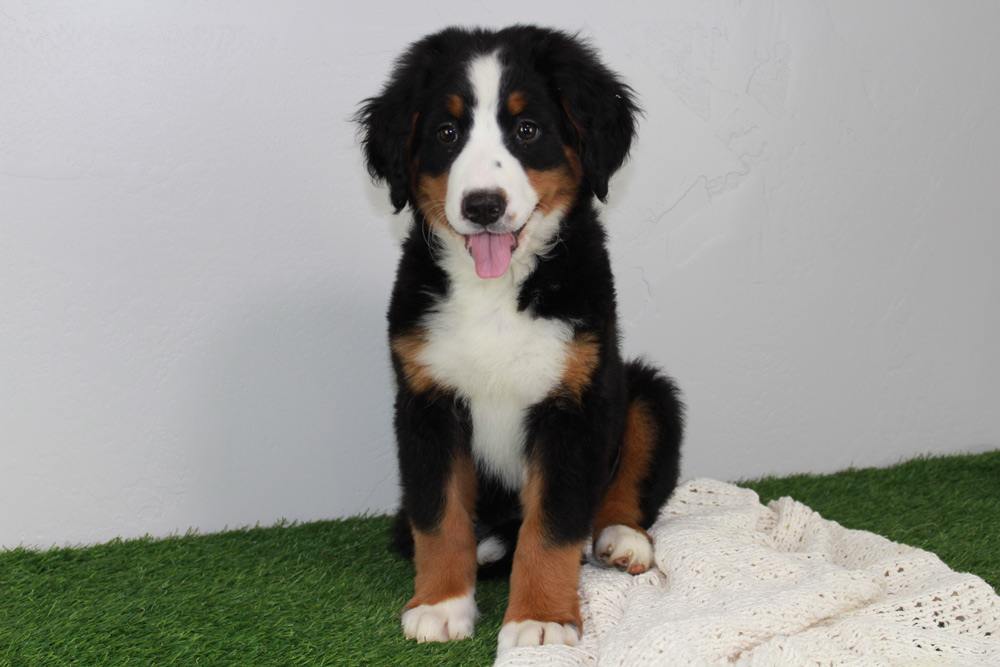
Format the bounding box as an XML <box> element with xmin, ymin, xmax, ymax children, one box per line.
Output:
<box><xmin>3</xmin><ymin>1</ymin><xmax>998</xmax><ymax>548</ymax></box>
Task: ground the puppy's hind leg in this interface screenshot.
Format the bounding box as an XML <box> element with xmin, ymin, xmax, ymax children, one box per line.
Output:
<box><xmin>593</xmin><ymin>361</ymin><xmax>683</xmax><ymax>575</ymax></box>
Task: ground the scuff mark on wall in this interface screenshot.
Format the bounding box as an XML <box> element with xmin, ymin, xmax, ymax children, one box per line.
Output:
<box><xmin>747</xmin><ymin>41</ymin><xmax>793</xmax><ymax>118</ymax></box>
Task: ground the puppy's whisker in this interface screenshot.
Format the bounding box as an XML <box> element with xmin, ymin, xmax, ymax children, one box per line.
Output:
<box><xmin>417</xmin><ymin>200</ymin><xmax>450</xmax><ymax>258</ymax></box>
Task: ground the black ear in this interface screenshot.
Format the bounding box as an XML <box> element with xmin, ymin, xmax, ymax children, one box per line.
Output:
<box><xmin>355</xmin><ymin>77</ymin><xmax>418</xmax><ymax>213</ymax></box>
<box><xmin>355</xmin><ymin>35</ymin><xmax>448</xmax><ymax>213</ymax></box>
<box><xmin>529</xmin><ymin>29</ymin><xmax>640</xmax><ymax>202</ymax></box>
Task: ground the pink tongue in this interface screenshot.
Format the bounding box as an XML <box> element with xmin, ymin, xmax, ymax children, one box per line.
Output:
<box><xmin>465</xmin><ymin>232</ymin><xmax>515</xmax><ymax>279</ymax></box>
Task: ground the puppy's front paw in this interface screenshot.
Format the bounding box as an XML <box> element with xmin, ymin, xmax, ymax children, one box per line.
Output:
<box><xmin>497</xmin><ymin>620</ymin><xmax>580</xmax><ymax>649</ymax></box>
<box><xmin>594</xmin><ymin>524</ymin><xmax>653</xmax><ymax>575</ymax></box>
<box><xmin>401</xmin><ymin>591</ymin><xmax>477</xmax><ymax>643</ymax></box>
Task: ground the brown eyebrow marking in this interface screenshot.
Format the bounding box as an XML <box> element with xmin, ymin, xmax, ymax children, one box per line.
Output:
<box><xmin>446</xmin><ymin>94</ymin><xmax>464</xmax><ymax>118</ymax></box>
<box><xmin>507</xmin><ymin>90</ymin><xmax>527</xmax><ymax>116</ymax></box>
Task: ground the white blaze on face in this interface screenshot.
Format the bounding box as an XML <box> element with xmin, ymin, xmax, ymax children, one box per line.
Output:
<box><xmin>445</xmin><ymin>54</ymin><xmax>539</xmax><ymax>278</ymax></box>
<box><xmin>419</xmin><ymin>58</ymin><xmax>579</xmax><ymax>489</ymax></box>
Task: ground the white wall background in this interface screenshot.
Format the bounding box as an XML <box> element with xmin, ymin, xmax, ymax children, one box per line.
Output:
<box><xmin>2</xmin><ymin>1</ymin><xmax>998</xmax><ymax>549</ymax></box>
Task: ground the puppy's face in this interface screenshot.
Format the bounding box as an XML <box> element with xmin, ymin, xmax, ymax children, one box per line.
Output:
<box><xmin>411</xmin><ymin>54</ymin><xmax>583</xmax><ymax>279</ymax></box>
<box><xmin>358</xmin><ymin>26</ymin><xmax>639</xmax><ymax>279</ymax></box>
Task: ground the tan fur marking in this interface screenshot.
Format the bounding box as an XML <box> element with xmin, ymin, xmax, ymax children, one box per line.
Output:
<box><xmin>560</xmin><ymin>95</ymin><xmax>586</xmax><ymax>144</ymax></box>
<box><xmin>552</xmin><ymin>332</ymin><xmax>600</xmax><ymax>401</ymax></box>
<box><xmin>405</xmin><ymin>112</ymin><xmax>420</xmax><ymax>157</ymax></box>
<box><xmin>504</xmin><ymin>463</ymin><xmax>584</xmax><ymax>627</ymax></box>
<box><xmin>391</xmin><ymin>330</ymin><xmax>438</xmax><ymax>394</ymax></box>
<box><xmin>406</xmin><ymin>454</ymin><xmax>478</xmax><ymax>609</ymax></box>
<box><xmin>527</xmin><ymin>148</ymin><xmax>583</xmax><ymax>216</ymax></box>
<box><xmin>446</xmin><ymin>94</ymin><xmax>464</xmax><ymax>118</ymax></box>
<box><xmin>593</xmin><ymin>399</ymin><xmax>658</xmax><ymax>540</ymax></box>
<box><xmin>564</xmin><ymin>146</ymin><xmax>584</xmax><ymax>180</ymax></box>
<box><xmin>414</xmin><ymin>172</ymin><xmax>450</xmax><ymax>230</ymax></box>
<box><xmin>507</xmin><ymin>90</ymin><xmax>527</xmax><ymax>116</ymax></box>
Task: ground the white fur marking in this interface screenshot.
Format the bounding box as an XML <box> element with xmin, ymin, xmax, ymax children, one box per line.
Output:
<box><xmin>419</xmin><ymin>268</ymin><xmax>573</xmax><ymax>488</ymax></box>
<box><xmin>437</xmin><ymin>54</ymin><xmax>566</xmax><ymax>277</ymax></box>
<box><xmin>497</xmin><ymin>620</ymin><xmax>580</xmax><ymax>650</ymax></box>
<box><xmin>476</xmin><ymin>535</ymin><xmax>508</xmax><ymax>566</ymax></box>
<box><xmin>401</xmin><ymin>590</ymin><xmax>477</xmax><ymax>643</ymax></box>
<box><xmin>594</xmin><ymin>524</ymin><xmax>653</xmax><ymax>574</ymax></box>
<box><xmin>446</xmin><ymin>55</ymin><xmax>537</xmax><ymax>235</ymax></box>
<box><xmin>417</xmin><ymin>52</ymin><xmax>577</xmax><ymax>489</ymax></box>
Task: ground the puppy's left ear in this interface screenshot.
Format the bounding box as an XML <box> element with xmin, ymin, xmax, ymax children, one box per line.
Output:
<box><xmin>538</xmin><ymin>30</ymin><xmax>640</xmax><ymax>202</ymax></box>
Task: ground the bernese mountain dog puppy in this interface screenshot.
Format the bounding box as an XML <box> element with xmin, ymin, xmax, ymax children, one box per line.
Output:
<box><xmin>356</xmin><ymin>25</ymin><xmax>683</xmax><ymax>650</ymax></box>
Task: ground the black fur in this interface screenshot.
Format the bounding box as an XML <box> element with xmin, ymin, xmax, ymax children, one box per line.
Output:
<box><xmin>356</xmin><ymin>25</ymin><xmax>640</xmax><ymax>209</ymax></box>
<box><xmin>358</xmin><ymin>25</ymin><xmax>682</xmax><ymax>591</ymax></box>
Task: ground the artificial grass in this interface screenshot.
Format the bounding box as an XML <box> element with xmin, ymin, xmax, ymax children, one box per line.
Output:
<box><xmin>1</xmin><ymin>451</ymin><xmax>997</xmax><ymax>666</ymax></box>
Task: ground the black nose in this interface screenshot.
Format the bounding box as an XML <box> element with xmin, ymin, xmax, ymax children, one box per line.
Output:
<box><xmin>461</xmin><ymin>190</ymin><xmax>506</xmax><ymax>226</ymax></box>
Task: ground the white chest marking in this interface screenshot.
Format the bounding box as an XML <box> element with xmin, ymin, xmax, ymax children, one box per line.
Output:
<box><xmin>416</xmin><ymin>51</ymin><xmax>574</xmax><ymax>489</ymax></box>
<box><xmin>419</xmin><ymin>269</ymin><xmax>572</xmax><ymax>489</ymax></box>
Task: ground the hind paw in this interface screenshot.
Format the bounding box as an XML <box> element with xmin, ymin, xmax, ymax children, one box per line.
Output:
<box><xmin>594</xmin><ymin>524</ymin><xmax>652</xmax><ymax>575</ymax></box>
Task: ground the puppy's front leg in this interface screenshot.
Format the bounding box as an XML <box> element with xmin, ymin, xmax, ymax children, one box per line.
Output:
<box><xmin>498</xmin><ymin>461</ymin><xmax>585</xmax><ymax>649</ymax></box>
<box><xmin>400</xmin><ymin>451</ymin><xmax>478</xmax><ymax>642</ymax></box>
<box><xmin>393</xmin><ymin>374</ymin><xmax>479</xmax><ymax>643</ymax></box>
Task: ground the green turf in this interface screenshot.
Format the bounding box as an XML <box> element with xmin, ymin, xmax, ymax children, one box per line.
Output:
<box><xmin>1</xmin><ymin>451</ymin><xmax>997</xmax><ymax>666</ymax></box>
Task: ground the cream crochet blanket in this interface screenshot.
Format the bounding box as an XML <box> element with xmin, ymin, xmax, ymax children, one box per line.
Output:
<box><xmin>495</xmin><ymin>479</ymin><xmax>1000</xmax><ymax>666</ymax></box>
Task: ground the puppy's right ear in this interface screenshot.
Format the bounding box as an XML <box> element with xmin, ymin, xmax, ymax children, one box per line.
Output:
<box><xmin>356</xmin><ymin>36</ymin><xmax>444</xmax><ymax>213</ymax></box>
<box><xmin>356</xmin><ymin>94</ymin><xmax>416</xmax><ymax>213</ymax></box>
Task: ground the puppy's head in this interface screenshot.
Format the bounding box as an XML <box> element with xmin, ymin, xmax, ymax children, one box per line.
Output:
<box><xmin>357</xmin><ymin>26</ymin><xmax>639</xmax><ymax>278</ymax></box>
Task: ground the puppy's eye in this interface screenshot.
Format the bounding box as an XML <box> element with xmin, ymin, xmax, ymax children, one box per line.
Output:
<box><xmin>437</xmin><ymin>124</ymin><xmax>458</xmax><ymax>144</ymax></box>
<box><xmin>516</xmin><ymin>121</ymin><xmax>539</xmax><ymax>142</ymax></box>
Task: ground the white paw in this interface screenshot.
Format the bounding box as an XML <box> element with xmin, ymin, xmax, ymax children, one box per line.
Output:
<box><xmin>594</xmin><ymin>524</ymin><xmax>653</xmax><ymax>575</ymax></box>
<box><xmin>401</xmin><ymin>591</ymin><xmax>477</xmax><ymax>643</ymax></box>
<box><xmin>497</xmin><ymin>620</ymin><xmax>580</xmax><ymax>649</ymax></box>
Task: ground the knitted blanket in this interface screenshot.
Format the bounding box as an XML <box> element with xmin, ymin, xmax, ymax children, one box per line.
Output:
<box><xmin>495</xmin><ymin>479</ymin><xmax>1000</xmax><ymax>666</ymax></box>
